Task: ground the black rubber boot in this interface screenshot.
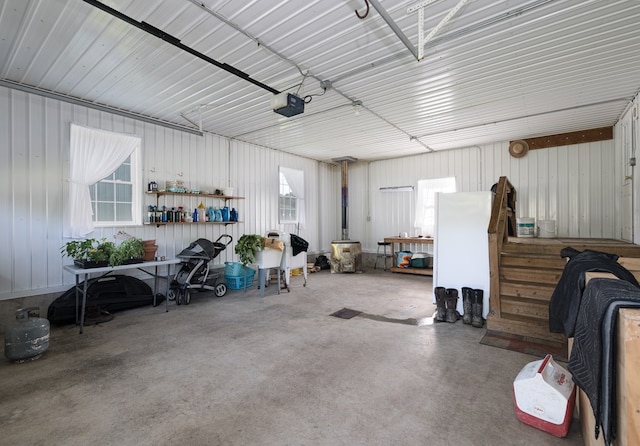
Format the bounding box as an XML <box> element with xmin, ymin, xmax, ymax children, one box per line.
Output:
<box><xmin>461</xmin><ymin>287</ymin><xmax>473</xmax><ymax>325</ymax></box>
<box><xmin>472</xmin><ymin>289</ymin><xmax>484</xmax><ymax>328</ymax></box>
<box><xmin>445</xmin><ymin>288</ymin><xmax>460</xmax><ymax>323</ymax></box>
<box><xmin>434</xmin><ymin>287</ymin><xmax>446</xmax><ymax>322</ymax></box>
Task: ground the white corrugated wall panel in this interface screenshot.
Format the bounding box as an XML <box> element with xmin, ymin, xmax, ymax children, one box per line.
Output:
<box><xmin>0</xmin><ymin>85</ymin><xmax>339</xmax><ymax>299</ymax></box>
<box><xmin>481</xmin><ymin>141</ymin><xmax>619</xmax><ymax>239</ymax></box>
<box><xmin>228</xmin><ymin>140</ymin><xmax>336</xmax><ymax>253</ymax></box>
<box><xmin>363</xmin><ymin>147</ymin><xmax>483</xmax><ymax>253</ymax></box>
<box><xmin>359</xmin><ymin>139</ymin><xmax>621</xmax><ymax>253</ymax></box>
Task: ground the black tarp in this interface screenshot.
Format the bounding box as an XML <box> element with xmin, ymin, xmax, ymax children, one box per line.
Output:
<box><xmin>568</xmin><ymin>278</ymin><xmax>640</xmax><ymax>446</ymax></box>
<box><xmin>48</xmin><ymin>275</ymin><xmax>154</xmax><ymax>325</ymax></box>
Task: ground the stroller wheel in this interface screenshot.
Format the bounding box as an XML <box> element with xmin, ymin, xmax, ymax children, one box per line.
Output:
<box><xmin>214</xmin><ymin>283</ymin><xmax>227</xmax><ymax>297</ymax></box>
<box><xmin>167</xmin><ymin>288</ymin><xmax>177</xmax><ymax>302</ymax></box>
<box><xmin>184</xmin><ymin>289</ymin><xmax>191</xmax><ymax>305</ymax></box>
<box><xmin>176</xmin><ymin>290</ymin><xmax>184</xmax><ymax>305</ymax></box>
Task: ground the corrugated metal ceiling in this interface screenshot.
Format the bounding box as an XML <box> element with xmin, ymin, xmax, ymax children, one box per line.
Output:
<box><xmin>1</xmin><ymin>0</ymin><xmax>639</xmax><ymax>162</ymax></box>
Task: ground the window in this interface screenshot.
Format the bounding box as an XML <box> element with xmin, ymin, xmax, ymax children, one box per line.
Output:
<box><xmin>279</xmin><ymin>171</ymin><xmax>298</xmax><ymax>223</ymax></box>
<box><xmin>415</xmin><ymin>177</ymin><xmax>457</xmax><ymax>236</ymax></box>
<box><xmin>90</xmin><ymin>152</ymin><xmax>141</xmax><ymax>226</ymax></box>
<box><xmin>66</xmin><ymin>124</ymin><xmax>141</xmax><ymax>238</ymax></box>
<box><xmin>279</xmin><ymin>167</ymin><xmax>305</xmax><ymax>225</ymax></box>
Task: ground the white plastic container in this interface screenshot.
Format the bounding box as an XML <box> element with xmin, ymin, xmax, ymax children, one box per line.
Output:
<box><xmin>513</xmin><ymin>354</ymin><xmax>576</xmax><ymax>437</ymax></box>
<box><xmin>255</xmin><ymin>247</ymin><xmax>284</xmax><ymax>269</ymax></box>
<box><xmin>537</xmin><ymin>220</ymin><xmax>556</xmax><ymax>238</ymax></box>
<box><xmin>516</xmin><ymin>217</ymin><xmax>535</xmax><ymax>237</ymax></box>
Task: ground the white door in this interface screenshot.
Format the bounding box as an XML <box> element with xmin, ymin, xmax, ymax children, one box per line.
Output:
<box><xmin>621</xmin><ymin>111</ymin><xmax>634</xmax><ymax>242</ymax></box>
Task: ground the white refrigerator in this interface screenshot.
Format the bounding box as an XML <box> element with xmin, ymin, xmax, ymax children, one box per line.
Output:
<box><xmin>433</xmin><ymin>191</ymin><xmax>493</xmax><ymax>317</ymax></box>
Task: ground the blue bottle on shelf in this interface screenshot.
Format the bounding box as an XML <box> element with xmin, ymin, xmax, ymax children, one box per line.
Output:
<box><xmin>222</xmin><ymin>206</ymin><xmax>230</xmax><ymax>222</ymax></box>
<box><xmin>230</xmin><ymin>208</ymin><xmax>238</xmax><ymax>222</ymax></box>
<box><xmin>193</xmin><ymin>208</ymin><xmax>199</xmax><ymax>223</ymax></box>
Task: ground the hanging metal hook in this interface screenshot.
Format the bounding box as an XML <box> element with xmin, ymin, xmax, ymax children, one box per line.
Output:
<box><xmin>355</xmin><ymin>0</ymin><xmax>370</xmax><ymax>19</ymax></box>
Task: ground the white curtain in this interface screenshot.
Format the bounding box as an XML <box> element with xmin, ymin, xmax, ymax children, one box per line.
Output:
<box><xmin>415</xmin><ymin>177</ymin><xmax>457</xmax><ymax>237</ymax></box>
<box><xmin>65</xmin><ymin>124</ymin><xmax>140</xmax><ymax>238</ymax></box>
<box><xmin>280</xmin><ymin>167</ymin><xmax>305</xmax><ymax>228</ymax></box>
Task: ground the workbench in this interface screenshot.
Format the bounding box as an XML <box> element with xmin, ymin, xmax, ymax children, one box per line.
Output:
<box><xmin>63</xmin><ymin>258</ymin><xmax>181</xmax><ymax>333</ymax></box>
<box><xmin>383</xmin><ymin>236</ymin><xmax>434</xmax><ymax>276</ymax></box>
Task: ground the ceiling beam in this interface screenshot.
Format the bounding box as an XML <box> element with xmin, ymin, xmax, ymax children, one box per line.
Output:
<box><xmin>0</xmin><ymin>79</ymin><xmax>203</xmax><ymax>136</ymax></box>
<box><xmin>367</xmin><ymin>0</ymin><xmax>419</xmax><ymax>60</ymax></box>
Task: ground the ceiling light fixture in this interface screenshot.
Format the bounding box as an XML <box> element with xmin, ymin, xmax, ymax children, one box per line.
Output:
<box><xmin>352</xmin><ymin>100</ymin><xmax>363</xmax><ymax>116</ymax></box>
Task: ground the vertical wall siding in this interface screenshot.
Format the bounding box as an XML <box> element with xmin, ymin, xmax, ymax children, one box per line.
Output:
<box><xmin>228</xmin><ymin>140</ymin><xmax>336</xmax><ymax>253</ymax></box>
<box><xmin>0</xmin><ymin>81</ymin><xmax>628</xmax><ymax>297</ymax></box>
<box><xmin>361</xmin><ymin>147</ymin><xmax>483</xmax><ymax>253</ymax></box>
<box><xmin>355</xmin><ymin>140</ymin><xmax>621</xmax><ymax>254</ymax></box>
<box><xmin>0</xmin><ymin>86</ymin><xmax>340</xmax><ymax>298</ymax></box>
<box><xmin>481</xmin><ymin>140</ymin><xmax>619</xmax><ymax>239</ymax></box>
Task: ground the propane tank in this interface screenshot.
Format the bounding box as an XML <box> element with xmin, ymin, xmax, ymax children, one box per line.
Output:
<box><xmin>4</xmin><ymin>307</ymin><xmax>50</xmax><ymax>362</ymax></box>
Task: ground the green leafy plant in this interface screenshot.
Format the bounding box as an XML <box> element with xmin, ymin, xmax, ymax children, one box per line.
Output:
<box><xmin>61</xmin><ymin>238</ymin><xmax>115</xmax><ymax>264</ymax></box>
<box><xmin>110</xmin><ymin>237</ymin><xmax>145</xmax><ymax>266</ymax></box>
<box><xmin>235</xmin><ymin>234</ymin><xmax>264</xmax><ymax>265</ymax></box>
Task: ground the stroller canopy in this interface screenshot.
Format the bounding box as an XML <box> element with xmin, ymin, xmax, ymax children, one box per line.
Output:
<box><xmin>178</xmin><ymin>238</ymin><xmax>216</xmax><ymax>261</ymax></box>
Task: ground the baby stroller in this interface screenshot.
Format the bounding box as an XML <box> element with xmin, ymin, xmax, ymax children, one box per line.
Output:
<box><xmin>168</xmin><ymin>235</ymin><xmax>232</xmax><ymax>305</ymax></box>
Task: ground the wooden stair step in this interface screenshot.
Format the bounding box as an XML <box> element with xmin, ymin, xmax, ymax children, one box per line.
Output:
<box><xmin>502</xmin><ymin>238</ymin><xmax>640</xmax><ymax>257</ymax></box>
<box><xmin>500</xmin><ymin>281</ymin><xmax>555</xmax><ymax>300</ymax></box>
<box><xmin>500</xmin><ymin>295</ymin><xmax>550</xmax><ymax>320</ymax></box>
<box><xmin>499</xmin><ymin>266</ymin><xmax>563</xmax><ymax>285</ymax></box>
<box><xmin>500</xmin><ymin>254</ymin><xmax>567</xmax><ymax>270</ymax></box>
<box><xmin>486</xmin><ymin>315</ymin><xmax>566</xmax><ymax>343</ymax></box>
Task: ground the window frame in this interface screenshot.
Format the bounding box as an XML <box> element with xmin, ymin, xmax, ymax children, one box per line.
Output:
<box><xmin>91</xmin><ymin>146</ymin><xmax>142</xmax><ymax>227</ymax></box>
<box><xmin>279</xmin><ymin>169</ymin><xmax>299</xmax><ymax>224</ymax></box>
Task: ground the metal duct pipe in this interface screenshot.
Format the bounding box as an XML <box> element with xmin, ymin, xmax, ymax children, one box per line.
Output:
<box><xmin>332</xmin><ymin>157</ymin><xmax>357</xmax><ymax>240</ymax></box>
<box><xmin>340</xmin><ymin>160</ymin><xmax>349</xmax><ymax>240</ymax></box>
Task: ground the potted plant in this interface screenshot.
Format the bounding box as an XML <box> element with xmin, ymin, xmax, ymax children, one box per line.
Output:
<box><xmin>61</xmin><ymin>238</ymin><xmax>116</xmax><ymax>268</ymax></box>
<box><xmin>235</xmin><ymin>234</ymin><xmax>264</xmax><ymax>266</ymax></box>
<box><xmin>110</xmin><ymin>237</ymin><xmax>145</xmax><ymax>266</ymax></box>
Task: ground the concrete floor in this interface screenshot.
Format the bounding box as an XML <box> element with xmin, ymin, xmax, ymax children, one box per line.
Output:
<box><xmin>0</xmin><ymin>268</ymin><xmax>584</xmax><ymax>446</ymax></box>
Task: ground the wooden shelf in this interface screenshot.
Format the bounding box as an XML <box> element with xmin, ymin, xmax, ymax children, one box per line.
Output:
<box><xmin>146</xmin><ymin>191</ymin><xmax>244</xmax><ymax>200</ymax></box>
<box><xmin>144</xmin><ymin>221</ymin><xmax>242</xmax><ymax>226</ymax></box>
<box><xmin>390</xmin><ymin>266</ymin><xmax>433</xmax><ymax>276</ymax></box>
<box><xmin>384</xmin><ymin>237</ymin><xmax>434</xmax><ymax>276</ymax></box>
<box><xmin>146</xmin><ymin>190</ymin><xmax>244</xmax><ymax>227</ymax></box>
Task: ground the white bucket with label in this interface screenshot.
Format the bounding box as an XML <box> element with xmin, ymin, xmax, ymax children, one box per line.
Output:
<box><xmin>537</xmin><ymin>220</ymin><xmax>556</xmax><ymax>238</ymax></box>
<box><xmin>516</xmin><ymin>218</ymin><xmax>535</xmax><ymax>237</ymax></box>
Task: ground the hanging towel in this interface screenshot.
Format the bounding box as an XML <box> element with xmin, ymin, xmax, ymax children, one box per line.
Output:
<box><xmin>290</xmin><ymin>234</ymin><xmax>309</xmax><ymax>257</ymax></box>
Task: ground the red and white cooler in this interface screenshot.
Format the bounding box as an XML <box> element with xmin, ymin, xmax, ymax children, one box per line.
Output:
<box><xmin>513</xmin><ymin>354</ymin><xmax>576</xmax><ymax>437</ymax></box>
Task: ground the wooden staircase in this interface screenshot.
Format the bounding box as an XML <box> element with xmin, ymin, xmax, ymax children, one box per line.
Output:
<box><xmin>490</xmin><ymin>246</ymin><xmax>566</xmax><ymax>342</ymax></box>
<box><xmin>486</xmin><ymin>177</ymin><xmax>640</xmax><ymax>343</ymax></box>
